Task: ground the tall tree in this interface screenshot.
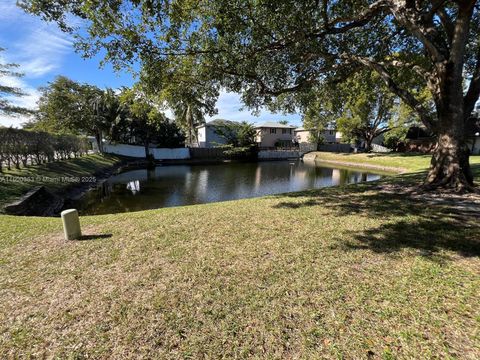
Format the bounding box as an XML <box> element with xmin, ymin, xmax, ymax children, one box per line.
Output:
<box><xmin>140</xmin><ymin>57</ymin><xmax>219</xmax><ymax>145</ymax></box>
<box><xmin>336</xmin><ymin>72</ymin><xmax>397</xmax><ymax>152</ymax></box>
<box><xmin>119</xmin><ymin>88</ymin><xmax>184</xmax><ymax>159</ymax></box>
<box><xmin>20</xmin><ymin>0</ymin><xmax>480</xmax><ymax>191</ymax></box>
<box><xmin>0</xmin><ymin>47</ymin><xmax>33</xmax><ymax>116</ymax></box>
<box><xmin>32</xmin><ymin>76</ymin><xmax>117</xmax><ymax>152</ymax></box>
<box><xmin>300</xmin><ymin>86</ymin><xmax>342</xmax><ymax>146</ymax></box>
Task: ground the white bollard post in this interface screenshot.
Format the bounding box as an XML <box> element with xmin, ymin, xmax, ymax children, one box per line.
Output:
<box><xmin>61</xmin><ymin>209</ymin><xmax>82</xmax><ymax>240</ymax></box>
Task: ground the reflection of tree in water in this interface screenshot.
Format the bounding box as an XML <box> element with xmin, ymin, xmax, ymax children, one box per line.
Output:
<box><xmin>78</xmin><ymin>162</ymin><xmax>382</xmax><ymax>215</ymax></box>
<box><xmin>98</xmin><ymin>181</ymin><xmax>112</xmax><ymax>199</ymax></box>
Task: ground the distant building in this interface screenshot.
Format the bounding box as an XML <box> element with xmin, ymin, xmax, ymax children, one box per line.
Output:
<box><xmin>294</xmin><ymin>126</ymin><xmax>342</xmax><ymax>144</ymax></box>
<box><xmin>466</xmin><ymin>117</ymin><xmax>480</xmax><ymax>154</ymax></box>
<box><xmin>195</xmin><ymin>119</ymin><xmax>240</xmax><ymax>148</ymax></box>
<box><xmin>255</xmin><ymin>122</ymin><xmax>296</xmax><ymax>148</ymax></box>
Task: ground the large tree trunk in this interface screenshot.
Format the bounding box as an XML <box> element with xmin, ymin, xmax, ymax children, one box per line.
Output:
<box><xmin>186</xmin><ymin>104</ymin><xmax>193</xmax><ymax>145</ymax></box>
<box><xmin>364</xmin><ymin>137</ymin><xmax>373</xmax><ymax>153</ymax></box>
<box><xmin>144</xmin><ymin>139</ymin><xmax>150</xmax><ymax>160</ymax></box>
<box><xmin>424</xmin><ymin>112</ymin><xmax>474</xmax><ymax>192</ymax></box>
<box><xmin>95</xmin><ymin>131</ymin><xmax>103</xmax><ymax>153</ymax></box>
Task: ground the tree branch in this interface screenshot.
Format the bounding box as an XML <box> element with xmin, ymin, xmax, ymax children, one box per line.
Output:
<box><xmin>346</xmin><ymin>54</ymin><xmax>435</xmax><ymax>129</ymax></box>
<box><xmin>464</xmin><ymin>46</ymin><xmax>480</xmax><ymax>118</ymax></box>
<box><xmin>388</xmin><ymin>0</ymin><xmax>447</xmax><ymax>63</ymax></box>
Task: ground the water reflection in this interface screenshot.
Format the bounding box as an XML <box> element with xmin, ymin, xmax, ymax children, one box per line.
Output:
<box><xmin>77</xmin><ymin>161</ymin><xmax>384</xmax><ymax>215</ymax></box>
<box><xmin>126</xmin><ymin>180</ymin><xmax>140</xmax><ymax>194</ymax></box>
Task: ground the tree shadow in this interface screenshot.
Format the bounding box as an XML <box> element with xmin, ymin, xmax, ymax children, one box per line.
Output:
<box><xmin>335</xmin><ymin>216</ymin><xmax>480</xmax><ymax>260</ymax></box>
<box><xmin>272</xmin><ymin>169</ymin><xmax>480</xmax><ymax>259</ymax></box>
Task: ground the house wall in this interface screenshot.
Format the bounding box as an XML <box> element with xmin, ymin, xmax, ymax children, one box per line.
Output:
<box><xmin>335</xmin><ymin>132</ymin><xmax>343</xmax><ymax>143</ymax></box>
<box><xmin>256</xmin><ymin>128</ymin><xmax>295</xmax><ymax>147</ymax></box>
<box><xmin>323</xmin><ymin>129</ymin><xmax>337</xmax><ymax>143</ymax></box>
<box><xmin>197</xmin><ymin>126</ymin><xmax>228</xmax><ymax>148</ymax></box>
<box><xmin>295</xmin><ymin>130</ymin><xmax>310</xmax><ymax>143</ymax></box>
<box><xmin>294</xmin><ymin>129</ymin><xmax>341</xmax><ymax>144</ymax></box>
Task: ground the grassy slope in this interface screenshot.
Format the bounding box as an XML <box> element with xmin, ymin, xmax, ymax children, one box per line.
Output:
<box><xmin>312</xmin><ymin>151</ymin><xmax>480</xmax><ymax>172</ymax></box>
<box><xmin>0</xmin><ymin>154</ymin><xmax>123</xmax><ymax>209</ymax></box>
<box><xmin>0</xmin><ymin>155</ymin><xmax>479</xmax><ymax>358</ymax></box>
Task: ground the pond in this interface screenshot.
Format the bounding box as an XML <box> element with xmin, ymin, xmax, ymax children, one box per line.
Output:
<box><xmin>75</xmin><ymin>160</ymin><xmax>385</xmax><ymax>215</ymax></box>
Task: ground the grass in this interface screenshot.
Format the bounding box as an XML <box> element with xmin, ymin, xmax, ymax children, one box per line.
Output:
<box><xmin>0</xmin><ymin>154</ymin><xmax>124</xmax><ymax>210</ymax></box>
<box><xmin>0</xmin><ymin>153</ymin><xmax>479</xmax><ymax>358</ymax></box>
<box><xmin>310</xmin><ymin>151</ymin><xmax>480</xmax><ymax>172</ymax></box>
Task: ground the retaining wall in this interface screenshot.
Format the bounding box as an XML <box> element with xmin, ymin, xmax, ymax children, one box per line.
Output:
<box><xmin>258</xmin><ymin>150</ymin><xmax>300</xmax><ymax>159</ymax></box>
<box><xmin>103</xmin><ymin>143</ymin><xmax>190</xmax><ymax>160</ymax></box>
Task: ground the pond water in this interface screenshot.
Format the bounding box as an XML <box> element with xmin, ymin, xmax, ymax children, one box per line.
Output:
<box><xmin>75</xmin><ymin>160</ymin><xmax>384</xmax><ymax>215</ymax></box>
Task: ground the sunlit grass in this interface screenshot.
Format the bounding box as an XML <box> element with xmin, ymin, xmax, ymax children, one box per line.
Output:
<box><xmin>0</xmin><ymin>162</ymin><xmax>479</xmax><ymax>358</ymax></box>
<box><xmin>311</xmin><ymin>152</ymin><xmax>480</xmax><ymax>173</ymax></box>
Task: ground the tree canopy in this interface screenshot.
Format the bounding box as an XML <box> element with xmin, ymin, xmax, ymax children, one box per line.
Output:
<box><xmin>19</xmin><ymin>0</ymin><xmax>480</xmax><ymax>190</ymax></box>
<box><xmin>0</xmin><ymin>47</ymin><xmax>33</xmax><ymax>117</ymax></box>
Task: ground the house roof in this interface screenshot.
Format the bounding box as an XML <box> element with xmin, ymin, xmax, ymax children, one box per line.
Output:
<box><xmin>197</xmin><ymin>119</ymin><xmax>241</xmax><ymax>128</ymax></box>
<box><xmin>255</xmin><ymin>122</ymin><xmax>296</xmax><ymax>129</ymax></box>
<box><xmin>294</xmin><ymin>126</ymin><xmax>337</xmax><ymax>132</ymax></box>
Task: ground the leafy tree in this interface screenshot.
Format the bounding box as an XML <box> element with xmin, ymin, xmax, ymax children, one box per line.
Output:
<box><xmin>383</xmin><ymin>100</ymin><xmax>424</xmax><ymax>151</ymax></box>
<box><xmin>336</xmin><ymin>72</ymin><xmax>397</xmax><ymax>152</ymax></box>
<box><xmin>0</xmin><ymin>127</ymin><xmax>88</xmax><ymax>171</ymax></box>
<box><xmin>118</xmin><ymin>89</ymin><xmax>185</xmax><ymax>158</ymax></box>
<box><xmin>300</xmin><ymin>87</ymin><xmax>341</xmax><ymax>147</ymax></box>
<box><xmin>213</xmin><ymin>120</ymin><xmax>257</xmax><ymax>147</ymax></box>
<box><xmin>383</xmin><ymin>126</ymin><xmax>409</xmax><ymax>151</ymax></box>
<box><xmin>0</xmin><ymin>47</ymin><xmax>33</xmax><ymax>116</ymax></box>
<box><xmin>19</xmin><ymin>0</ymin><xmax>480</xmax><ymax>191</ymax></box>
<box><xmin>93</xmin><ymin>88</ymin><xmax>124</xmax><ymax>151</ymax></box>
<box><xmin>139</xmin><ymin>56</ymin><xmax>219</xmax><ymax>145</ymax></box>
<box><xmin>32</xmin><ymin>76</ymin><xmax>118</xmax><ymax>152</ymax></box>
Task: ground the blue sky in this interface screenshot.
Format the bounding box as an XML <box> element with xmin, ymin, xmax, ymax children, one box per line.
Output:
<box><xmin>0</xmin><ymin>1</ymin><xmax>301</xmax><ymax>128</ymax></box>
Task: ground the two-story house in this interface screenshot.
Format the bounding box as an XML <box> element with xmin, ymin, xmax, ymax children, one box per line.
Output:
<box><xmin>294</xmin><ymin>126</ymin><xmax>343</xmax><ymax>144</ymax></box>
<box><xmin>195</xmin><ymin>119</ymin><xmax>239</xmax><ymax>148</ymax></box>
<box><xmin>255</xmin><ymin>122</ymin><xmax>297</xmax><ymax>148</ymax></box>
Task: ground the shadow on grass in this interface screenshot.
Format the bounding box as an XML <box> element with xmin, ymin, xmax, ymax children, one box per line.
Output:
<box><xmin>272</xmin><ymin>168</ymin><xmax>480</xmax><ymax>259</ymax></box>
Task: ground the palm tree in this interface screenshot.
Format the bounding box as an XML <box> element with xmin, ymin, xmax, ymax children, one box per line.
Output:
<box><xmin>170</xmin><ymin>98</ymin><xmax>207</xmax><ymax>146</ymax></box>
<box><xmin>90</xmin><ymin>88</ymin><xmax>123</xmax><ymax>152</ymax></box>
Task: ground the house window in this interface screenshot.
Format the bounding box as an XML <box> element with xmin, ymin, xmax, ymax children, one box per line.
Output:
<box><xmin>270</xmin><ymin>128</ymin><xmax>277</xmax><ymax>134</ymax></box>
<box><xmin>330</xmin><ymin>130</ymin><xmax>334</xmax><ymax>135</ymax></box>
<box><xmin>282</xmin><ymin>129</ymin><xmax>287</xmax><ymax>134</ymax></box>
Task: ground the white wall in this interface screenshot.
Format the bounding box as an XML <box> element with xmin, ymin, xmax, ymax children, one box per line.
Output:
<box><xmin>104</xmin><ymin>143</ymin><xmax>190</xmax><ymax>160</ymax></box>
<box><xmin>104</xmin><ymin>143</ymin><xmax>146</xmax><ymax>158</ymax></box>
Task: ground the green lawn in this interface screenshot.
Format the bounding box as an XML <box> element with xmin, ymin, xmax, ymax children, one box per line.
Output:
<box><xmin>0</xmin><ymin>153</ymin><xmax>479</xmax><ymax>358</ymax></box>
<box><xmin>310</xmin><ymin>151</ymin><xmax>480</xmax><ymax>173</ymax></box>
<box><xmin>0</xmin><ymin>154</ymin><xmax>124</xmax><ymax>210</ymax></box>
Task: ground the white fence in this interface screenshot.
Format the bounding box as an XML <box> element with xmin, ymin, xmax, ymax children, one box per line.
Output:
<box><xmin>371</xmin><ymin>144</ymin><xmax>392</xmax><ymax>153</ymax></box>
<box><xmin>103</xmin><ymin>143</ymin><xmax>190</xmax><ymax>160</ymax></box>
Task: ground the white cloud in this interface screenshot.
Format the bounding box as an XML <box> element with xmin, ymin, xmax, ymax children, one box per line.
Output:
<box><xmin>206</xmin><ymin>91</ymin><xmax>301</xmax><ymax>126</ymax></box>
<box><xmin>0</xmin><ymin>0</ymin><xmax>73</xmax><ymax>127</ymax></box>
